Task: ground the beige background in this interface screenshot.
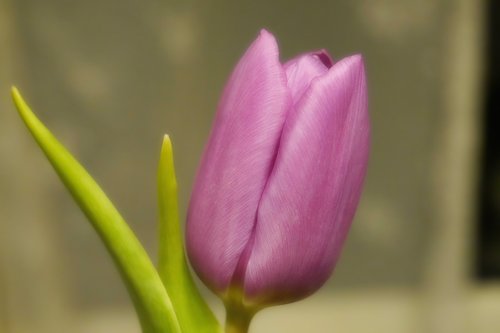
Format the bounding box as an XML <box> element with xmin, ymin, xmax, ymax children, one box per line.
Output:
<box><xmin>0</xmin><ymin>0</ymin><xmax>494</xmax><ymax>332</ymax></box>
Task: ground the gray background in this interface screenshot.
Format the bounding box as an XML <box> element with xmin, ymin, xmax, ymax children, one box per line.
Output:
<box><xmin>0</xmin><ymin>0</ymin><xmax>487</xmax><ymax>332</ymax></box>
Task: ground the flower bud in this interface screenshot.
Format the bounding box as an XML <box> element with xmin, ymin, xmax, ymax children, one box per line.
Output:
<box><xmin>187</xmin><ymin>30</ymin><xmax>370</xmax><ymax>308</ymax></box>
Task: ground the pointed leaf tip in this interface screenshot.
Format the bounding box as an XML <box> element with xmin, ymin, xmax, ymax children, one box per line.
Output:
<box><xmin>161</xmin><ymin>135</ymin><xmax>173</xmax><ymax>162</ymax></box>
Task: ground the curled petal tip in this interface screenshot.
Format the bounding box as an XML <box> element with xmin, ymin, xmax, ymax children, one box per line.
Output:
<box><xmin>255</xmin><ymin>29</ymin><xmax>279</xmax><ymax>53</ymax></box>
<box><xmin>343</xmin><ymin>53</ymin><xmax>365</xmax><ymax>70</ymax></box>
<box><xmin>260</xmin><ymin>30</ymin><xmax>285</xmax><ymax>53</ymax></box>
<box><xmin>259</xmin><ymin>28</ymin><xmax>274</xmax><ymax>38</ymax></box>
<box><xmin>312</xmin><ymin>50</ymin><xmax>334</xmax><ymax>68</ymax></box>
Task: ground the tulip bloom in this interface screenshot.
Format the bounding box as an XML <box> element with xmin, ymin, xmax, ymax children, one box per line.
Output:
<box><xmin>187</xmin><ymin>30</ymin><xmax>369</xmax><ymax>309</ymax></box>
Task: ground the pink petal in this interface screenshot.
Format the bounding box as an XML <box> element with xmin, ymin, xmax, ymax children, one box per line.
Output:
<box><xmin>186</xmin><ymin>30</ymin><xmax>292</xmax><ymax>293</ymax></box>
<box><xmin>244</xmin><ymin>55</ymin><xmax>370</xmax><ymax>304</ymax></box>
<box><xmin>284</xmin><ymin>51</ymin><xmax>333</xmax><ymax>105</ymax></box>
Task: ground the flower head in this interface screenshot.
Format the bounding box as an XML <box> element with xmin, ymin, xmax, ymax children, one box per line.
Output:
<box><xmin>187</xmin><ymin>30</ymin><xmax>370</xmax><ymax>308</ymax></box>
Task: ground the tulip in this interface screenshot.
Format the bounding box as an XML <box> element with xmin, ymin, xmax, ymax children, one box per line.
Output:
<box><xmin>187</xmin><ymin>29</ymin><xmax>370</xmax><ymax>323</ymax></box>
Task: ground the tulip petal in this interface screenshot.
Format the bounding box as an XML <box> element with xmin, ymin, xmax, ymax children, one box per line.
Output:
<box><xmin>187</xmin><ymin>30</ymin><xmax>291</xmax><ymax>293</ymax></box>
<box><xmin>245</xmin><ymin>55</ymin><xmax>370</xmax><ymax>304</ymax></box>
<box><xmin>284</xmin><ymin>51</ymin><xmax>333</xmax><ymax>104</ymax></box>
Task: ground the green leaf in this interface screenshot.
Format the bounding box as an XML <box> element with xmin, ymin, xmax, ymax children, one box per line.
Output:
<box><xmin>11</xmin><ymin>87</ymin><xmax>181</xmax><ymax>333</ymax></box>
<box><xmin>157</xmin><ymin>135</ymin><xmax>222</xmax><ymax>333</ymax></box>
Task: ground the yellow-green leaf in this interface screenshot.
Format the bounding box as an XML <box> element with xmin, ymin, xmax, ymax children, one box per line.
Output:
<box><xmin>157</xmin><ymin>135</ymin><xmax>221</xmax><ymax>333</ymax></box>
<box><xmin>11</xmin><ymin>87</ymin><xmax>181</xmax><ymax>333</ymax></box>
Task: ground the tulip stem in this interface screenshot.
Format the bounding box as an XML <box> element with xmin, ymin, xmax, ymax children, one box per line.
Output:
<box><xmin>225</xmin><ymin>305</ymin><xmax>255</xmax><ymax>333</ymax></box>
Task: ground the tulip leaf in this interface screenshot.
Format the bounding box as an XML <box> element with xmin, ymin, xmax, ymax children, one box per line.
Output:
<box><xmin>11</xmin><ymin>87</ymin><xmax>181</xmax><ymax>333</ymax></box>
<box><xmin>157</xmin><ymin>135</ymin><xmax>222</xmax><ymax>333</ymax></box>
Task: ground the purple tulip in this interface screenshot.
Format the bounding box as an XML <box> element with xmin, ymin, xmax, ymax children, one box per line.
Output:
<box><xmin>187</xmin><ymin>30</ymin><xmax>370</xmax><ymax>307</ymax></box>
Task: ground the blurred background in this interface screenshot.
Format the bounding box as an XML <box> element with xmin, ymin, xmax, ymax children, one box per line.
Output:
<box><xmin>0</xmin><ymin>0</ymin><xmax>497</xmax><ymax>332</ymax></box>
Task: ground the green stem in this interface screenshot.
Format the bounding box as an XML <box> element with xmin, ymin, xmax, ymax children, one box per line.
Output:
<box><xmin>225</xmin><ymin>300</ymin><xmax>257</xmax><ymax>333</ymax></box>
<box><xmin>225</xmin><ymin>306</ymin><xmax>254</xmax><ymax>333</ymax></box>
